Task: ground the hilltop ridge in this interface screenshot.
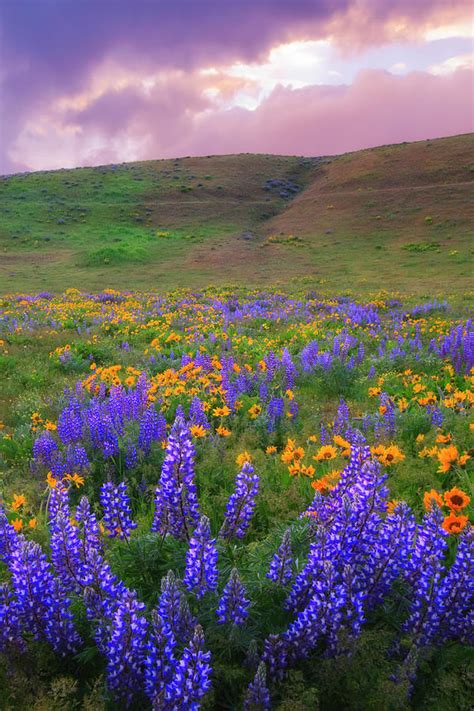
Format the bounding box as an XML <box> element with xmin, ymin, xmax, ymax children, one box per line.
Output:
<box><xmin>1</xmin><ymin>133</ymin><xmax>473</xmax><ymax>295</ymax></box>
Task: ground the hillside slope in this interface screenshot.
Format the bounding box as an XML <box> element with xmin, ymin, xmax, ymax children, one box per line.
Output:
<box><xmin>1</xmin><ymin>134</ymin><xmax>472</xmax><ymax>295</ymax></box>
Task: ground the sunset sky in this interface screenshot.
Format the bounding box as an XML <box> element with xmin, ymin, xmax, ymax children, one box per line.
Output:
<box><xmin>1</xmin><ymin>0</ymin><xmax>473</xmax><ymax>173</ymax></box>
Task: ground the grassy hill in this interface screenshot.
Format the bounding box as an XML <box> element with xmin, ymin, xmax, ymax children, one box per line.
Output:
<box><xmin>1</xmin><ymin>133</ymin><xmax>473</xmax><ymax>296</ymax></box>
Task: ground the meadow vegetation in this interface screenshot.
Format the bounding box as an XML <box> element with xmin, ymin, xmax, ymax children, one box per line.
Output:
<box><xmin>0</xmin><ymin>287</ymin><xmax>472</xmax><ymax>709</ymax></box>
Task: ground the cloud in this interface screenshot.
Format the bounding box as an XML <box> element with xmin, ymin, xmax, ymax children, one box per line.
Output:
<box><xmin>1</xmin><ymin>1</ymin><xmax>472</xmax><ymax>171</ymax></box>
<box><xmin>10</xmin><ymin>67</ymin><xmax>473</xmax><ymax>171</ymax></box>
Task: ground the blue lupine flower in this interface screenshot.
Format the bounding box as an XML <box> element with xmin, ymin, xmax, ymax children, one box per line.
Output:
<box><xmin>171</xmin><ymin>625</ymin><xmax>212</xmax><ymax>710</ymax></box>
<box><xmin>183</xmin><ymin>516</ymin><xmax>218</xmax><ymax>599</ymax></box>
<box><xmin>220</xmin><ymin>462</ymin><xmax>260</xmax><ymax>541</ymax></box>
<box><xmin>267</xmin><ymin>529</ymin><xmax>293</xmax><ymax>585</ymax></box>
<box><xmin>144</xmin><ymin>610</ymin><xmax>177</xmax><ymax>705</ymax></box>
<box><xmin>105</xmin><ymin>590</ymin><xmax>148</xmax><ymax>706</ymax></box>
<box><xmin>244</xmin><ymin>662</ymin><xmax>271</xmax><ymax>710</ymax></box>
<box><xmin>100</xmin><ymin>481</ymin><xmax>137</xmax><ymax>540</ymax></box>
<box><xmin>152</xmin><ymin>415</ymin><xmax>200</xmax><ymax>541</ymax></box>
<box><xmin>216</xmin><ymin>568</ymin><xmax>250</xmax><ymax>626</ymax></box>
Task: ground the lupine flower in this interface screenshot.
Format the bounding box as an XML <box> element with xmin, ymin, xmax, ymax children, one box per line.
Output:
<box><xmin>157</xmin><ymin>571</ymin><xmax>196</xmax><ymax>645</ymax></box>
<box><xmin>152</xmin><ymin>415</ymin><xmax>200</xmax><ymax>541</ymax></box>
<box><xmin>100</xmin><ymin>481</ymin><xmax>137</xmax><ymax>540</ymax></box>
<box><xmin>244</xmin><ymin>662</ymin><xmax>271</xmax><ymax>710</ymax></box>
<box><xmin>0</xmin><ymin>583</ymin><xmax>25</xmax><ymax>653</ymax></box>
<box><xmin>183</xmin><ymin>516</ymin><xmax>218</xmax><ymax>599</ymax></box>
<box><xmin>171</xmin><ymin>625</ymin><xmax>212</xmax><ymax>709</ymax></box>
<box><xmin>9</xmin><ymin>539</ymin><xmax>81</xmax><ymax>655</ymax></box>
<box><xmin>144</xmin><ymin>610</ymin><xmax>177</xmax><ymax>705</ymax></box>
<box><xmin>220</xmin><ymin>462</ymin><xmax>260</xmax><ymax>541</ymax></box>
<box><xmin>267</xmin><ymin>529</ymin><xmax>293</xmax><ymax>585</ymax></box>
<box><xmin>216</xmin><ymin>569</ymin><xmax>250</xmax><ymax>626</ymax></box>
<box><xmin>105</xmin><ymin>590</ymin><xmax>148</xmax><ymax>706</ymax></box>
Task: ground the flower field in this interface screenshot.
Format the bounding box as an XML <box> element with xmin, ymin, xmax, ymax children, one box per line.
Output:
<box><xmin>0</xmin><ymin>288</ymin><xmax>472</xmax><ymax>710</ymax></box>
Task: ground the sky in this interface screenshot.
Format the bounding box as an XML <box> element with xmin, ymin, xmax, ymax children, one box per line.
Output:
<box><xmin>1</xmin><ymin>0</ymin><xmax>473</xmax><ymax>174</ymax></box>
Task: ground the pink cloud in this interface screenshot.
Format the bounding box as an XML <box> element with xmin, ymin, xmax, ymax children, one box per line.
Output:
<box><xmin>179</xmin><ymin>67</ymin><xmax>473</xmax><ymax>157</ymax></box>
<box><xmin>10</xmin><ymin>67</ymin><xmax>473</xmax><ymax>171</ymax></box>
<box><xmin>2</xmin><ymin>0</ymin><xmax>473</xmax><ymax>171</ymax></box>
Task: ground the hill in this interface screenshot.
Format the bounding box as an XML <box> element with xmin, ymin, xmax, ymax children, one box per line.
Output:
<box><xmin>1</xmin><ymin>133</ymin><xmax>473</xmax><ymax>296</ymax></box>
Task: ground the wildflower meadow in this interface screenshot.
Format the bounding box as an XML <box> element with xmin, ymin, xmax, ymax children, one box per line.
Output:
<box><xmin>0</xmin><ymin>288</ymin><xmax>472</xmax><ymax>710</ymax></box>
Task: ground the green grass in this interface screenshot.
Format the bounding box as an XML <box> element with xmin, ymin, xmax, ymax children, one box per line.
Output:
<box><xmin>1</xmin><ymin>134</ymin><xmax>472</xmax><ymax>296</ymax></box>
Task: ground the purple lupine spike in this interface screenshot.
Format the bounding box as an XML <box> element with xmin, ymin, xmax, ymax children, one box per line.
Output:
<box><xmin>170</xmin><ymin>625</ymin><xmax>212</xmax><ymax>709</ymax></box>
<box><xmin>183</xmin><ymin>516</ymin><xmax>218</xmax><ymax>599</ymax></box>
<box><xmin>220</xmin><ymin>462</ymin><xmax>260</xmax><ymax>541</ymax></box>
<box><xmin>153</xmin><ymin>415</ymin><xmax>200</xmax><ymax>541</ymax></box>
<box><xmin>57</xmin><ymin>398</ymin><xmax>83</xmax><ymax>444</ymax></box>
<box><xmin>435</xmin><ymin>525</ymin><xmax>474</xmax><ymax>646</ymax></box>
<box><xmin>100</xmin><ymin>481</ymin><xmax>137</xmax><ymax>540</ymax></box>
<box><xmin>281</xmin><ymin>347</ymin><xmax>297</xmax><ymax>389</ymax></box>
<box><xmin>157</xmin><ymin>571</ymin><xmax>186</xmax><ymax>643</ymax></box>
<box><xmin>105</xmin><ymin>590</ymin><xmax>148</xmax><ymax>706</ymax></box>
<box><xmin>267</xmin><ymin>397</ymin><xmax>284</xmax><ymax>432</ymax></box>
<box><xmin>138</xmin><ymin>407</ymin><xmax>166</xmax><ymax>454</ymax></box>
<box><xmin>189</xmin><ymin>396</ymin><xmax>210</xmax><ymax>430</ymax></box>
<box><xmin>76</xmin><ymin>496</ymin><xmax>103</xmax><ymax>559</ymax></box>
<box><xmin>334</xmin><ymin>399</ymin><xmax>349</xmax><ymax>435</ymax></box>
<box><xmin>216</xmin><ymin>568</ymin><xmax>250</xmax><ymax>626</ymax></box>
<box><xmin>267</xmin><ymin>529</ymin><xmax>293</xmax><ymax>585</ymax></box>
<box><xmin>48</xmin><ymin>483</ymin><xmax>70</xmax><ymax>522</ymax></box>
<box><xmin>144</xmin><ymin>610</ymin><xmax>177</xmax><ymax>705</ymax></box>
<box><xmin>33</xmin><ymin>430</ymin><xmax>59</xmax><ymax>467</ymax></box>
<box><xmin>8</xmin><ymin>539</ymin><xmax>81</xmax><ymax>656</ymax></box>
<box><xmin>244</xmin><ymin>662</ymin><xmax>271</xmax><ymax>710</ymax></box>
<box><xmin>83</xmin><ymin>549</ymin><xmax>127</xmax><ymax>653</ymax></box>
<box><xmin>402</xmin><ymin>510</ymin><xmax>449</xmax><ymax>644</ymax></box>
<box><xmin>364</xmin><ymin>503</ymin><xmax>416</xmax><ymax>609</ymax></box>
<box><xmin>0</xmin><ymin>583</ymin><xmax>25</xmax><ymax>654</ymax></box>
<box><xmin>49</xmin><ymin>511</ymin><xmax>87</xmax><ymax>593</ymax></box>
<box><xmin>0</xmin><ymin>507</ymin><xmax>22</xmax><ymax>565</ymax></box>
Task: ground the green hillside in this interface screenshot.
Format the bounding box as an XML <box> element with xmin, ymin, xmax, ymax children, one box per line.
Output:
<box><xmin>1</xmin><ymin>133</ymin><xmax>473</xmax><ymax>296</ymax></box>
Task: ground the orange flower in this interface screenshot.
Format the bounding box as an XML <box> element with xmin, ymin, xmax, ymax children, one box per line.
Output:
<box><xmin>437</xmin><ymin>445</ymin><xmax>459</xmax><ymax>473</ymax></box>
<box><xmin>436</xmin><ymin>433</ymin><xmax>452</xmax><ymax>444</ymax></box>
<box><xmin>64</xmin><ymin>473</ymin><xmax>85</xmax><ymax>488</ymax></box>
<box><xmin>11</xmin><ymin>494</ymin><xmax>26</xmax><ymax>511</ymax></box>
<box><xmin>216</xmin><ymin>426</ymin><xmax>231</xmax><ymax>437</ymax></box>
<box><xmin>386</xmin><ymin>500</ymin><xmax>401</xmax><ymax>514</ymax></box>
<box><xmin>313</xmin><ymin>445</ymin><xmax>338</xmax><ymax>461</ymax></box>
<box><xmin>46</xmin><ymin>471</ymin><xmax>58</xmax><ymax>488</ymax></box>
<box><xmin>190</xmin><ymin>424</ymin><xmax>207</xmax><ymax>438</ymax></box>
<box><xmin>444</xmin><ymin>487</ymin><xmax>471</xmax><ymax>512</ymax></box>
<box><xmin>311</xmin><ymin>469</ymin><xmax>340</xmax><ymax>494</ymax></box>
<box><xmin>371</xmin><ymin>445</ymin><xmax>405</xmax><ymax>466</ymax></box>
<box><xmin>418</xmin><ymin>446</ymin><xmax>438</xmax><ymax>459</ymax></box>
<box><xmin>29</xmin><ymin>518</ymin><xmax>37</xmax><ymax>529</ymax></box>
<box><xmin>248</xmin><ymin>404</ymin><xmax>262</xmax><ymax>419</ymax></box>
<box><xmin>236</xmin><ymin>451</ymin><xmax>252</xmax><ymax>468</ymax></box>
<box><xmin>213</xmin><ymin>405</ymin><xmax>231</xmax><ymax>417</ymax></box>
<box><xmin>266</xmin><ymin>445</ymin><xmax>277</xmax><ymax>455</ymax></box>
<box><xmin>333</xmin><ymin>435</ymin><xmax>351</xmax><ymax>457</ymax></box>
<box><xmin>442</xmin><ymin>513</ymin><xmax>468</xmax><ymax>534</ymax></box>
<box><xmin>423</xmin><ymin>489</ymin><xmax>444</xmax><ymax>511</ymax></box>
<box><xmin>12</xmin><ymin>518</ymin><xmax>23</xmax><ymax>532</ymax></box>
